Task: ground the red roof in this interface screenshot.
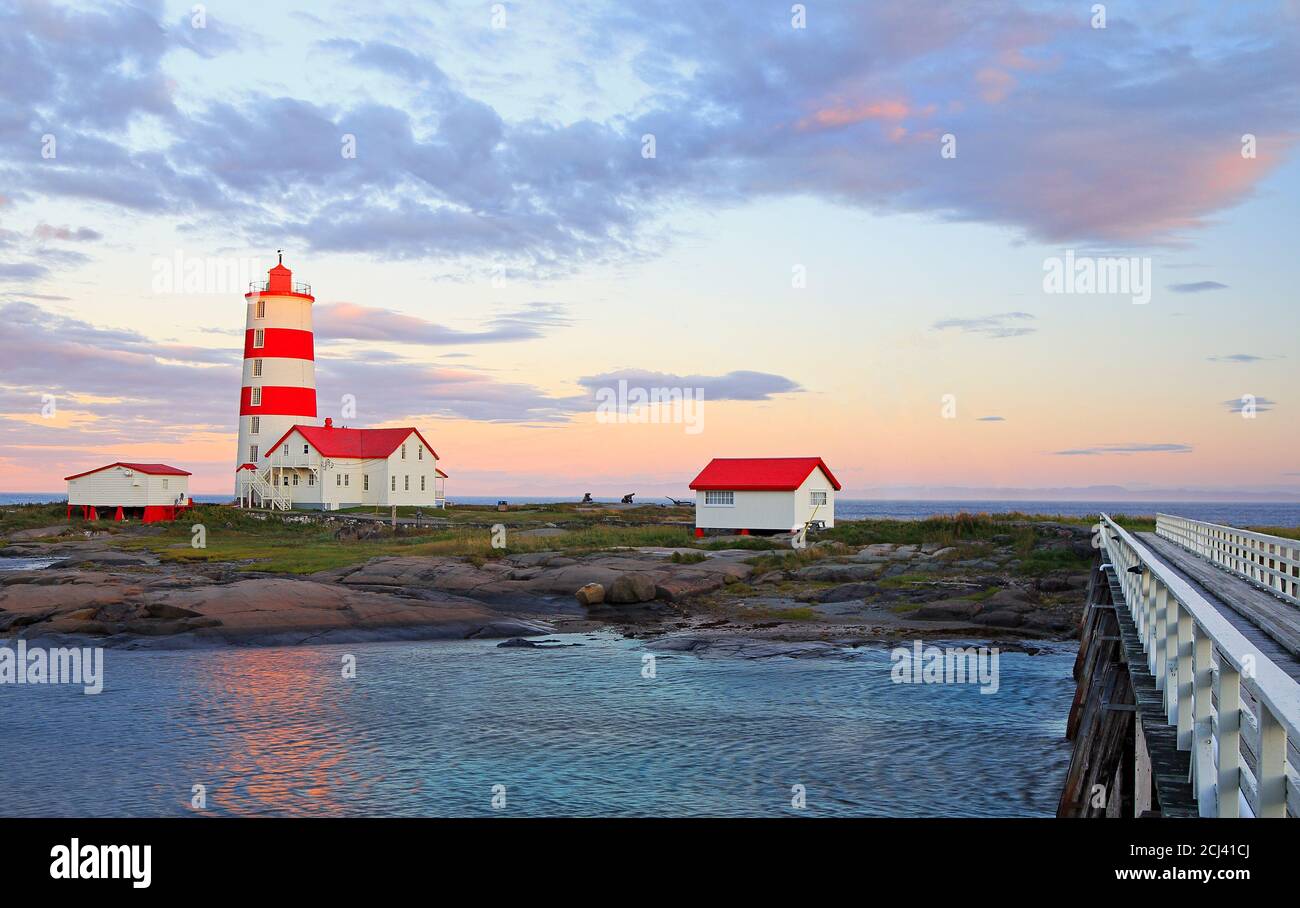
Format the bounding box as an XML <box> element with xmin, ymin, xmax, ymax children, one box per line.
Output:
<box><xmin>65</xmin><ymin>462</ymin><xmax>192</xmax><ymax>481</ymax></box>
<box><xmin>266</xmin><ymin>423</ymin><xmax>438</xmax><ymax>460</ymax></box>
<box><xmin>235</xmin><ymin>462</ymin><xmax>258</xmax><ymax>471</ymax></box>
<box><xmin>688</xmin><ymin>457</ymin><xmax>841</xmax><ymax>492</ymax></box>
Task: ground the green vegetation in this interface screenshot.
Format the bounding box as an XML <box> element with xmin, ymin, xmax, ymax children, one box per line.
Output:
<box><xmin>92</xmin><ymin>504</ymin><xmax>697</xmax><ymax>574</ymax></box>
<box><xmin>670</xmin><ymin>551</ymin><xmax>708</xmax><ymax>564</ymax></box>
<box><xmin>0</xmin><ymin>502</ymin><xmax>92</xmax><ymax>538</ymax></box>
<box><xmin>1249</xmin><ymin>525</ymin><xmax>1300</xmax><ymax>541</ymax></box>
<box><xmin>1016</xmin><ymin>548</ymin><xmax>1094</xmax><ymax>576</ymax></box>
<box><xmin>821</xmin><ymin>511</ymin><xmax>1101</xmax><ymax>548</ymax></box>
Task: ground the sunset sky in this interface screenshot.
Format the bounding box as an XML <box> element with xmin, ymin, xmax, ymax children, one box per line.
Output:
<box><xmin>1</xmin><ymin>0</ymin><xmax>1297</xmax><ymax>497</ymax></box>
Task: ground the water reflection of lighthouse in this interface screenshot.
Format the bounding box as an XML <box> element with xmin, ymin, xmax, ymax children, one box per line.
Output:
<box><xmin>235</xmin><ymin>254</ymin><xmax>318</xmax><ymax>482</ymax></box>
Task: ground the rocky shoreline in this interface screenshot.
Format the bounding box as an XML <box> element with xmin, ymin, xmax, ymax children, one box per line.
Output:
<box><xmin>0</xmin><ymin>520</ymin><xmax>1094</xmax><ymax>654</ymax></box>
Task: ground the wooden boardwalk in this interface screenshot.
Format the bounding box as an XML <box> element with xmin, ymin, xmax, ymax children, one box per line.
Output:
<box><xmin>1138</xmin><ymin>531</ymin><xmax>1300</xmax><ymax>678</ymax></box>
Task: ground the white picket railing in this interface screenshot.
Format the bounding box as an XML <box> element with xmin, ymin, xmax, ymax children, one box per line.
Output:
<box><xmin>1101</xmin><ymin>514</ymin><xmax>1299</xmax><ymax>817</ymax></box>
<box><xmin>1156</xmin><ymin>513</ymin><xmax>1300</xmax><ymax>607</ymax></box>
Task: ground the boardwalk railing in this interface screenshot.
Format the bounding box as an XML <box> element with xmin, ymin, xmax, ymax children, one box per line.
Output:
<box><xmin>1100</xmin><ymin>514</ymin><xmax>1299</xmax><ymax>817</ymax></box>
<box><xmin>1155</xmin><ymin>513</ymin><xmax>1300</xmax><ymax>607</ymax></box>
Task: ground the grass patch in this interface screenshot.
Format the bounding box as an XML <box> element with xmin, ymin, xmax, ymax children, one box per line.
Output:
<box><xmin>698</xmin><ymin>536</ymin><xmax>784</xmax><ymax>551</ymax></box>
<box><xmin>1248</xmin><ymin>525</ymin><xmax>1300</xmax><ymax>541</ymax></box>
<box><xmin>100</xmin><ymin>504</ymin><xmax>698</xmax><ymax>574</ymax></box>
<box><xmin>671</xmin><ymin>551</ymin><xmax>708</xmax><ymax>564</ymax></box>
<box><xmin>743</xmin><ymin>547</ymin><xmax>833</xmax><ymax>574</ymax></box>
<box><xmin>1015</xmin><ymin>548</ymin><xmax>1093</xmax><ymax>576</ymax></box>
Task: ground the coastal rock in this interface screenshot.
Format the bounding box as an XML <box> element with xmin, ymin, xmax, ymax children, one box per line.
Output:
<box><xmin>912</xmin><ymin>599</ymin><xmax>984</xmax><ymax>621</ymax></box>
<box><xmin>654</xmin><ymin>574</ymin><xmax>724</xmax><ymax>601</ymax></box>
<box><xmin>575</xmin><ymin>582</ymin><xmax>605</xmax><ymax>606</ymax></box>
<box><xmin>807</xmin><ymin>581</ymin><xmax>880</xmax><ymax>603</ymax></box>
<box><xmin>972</xmin><ymin>610</ymin><xmax>1024</xmax><ymax>628</ymax></box>
<box><xmin>792</xmin><ymin>563</ymin><xmax>883</xmax><ymax>582</ymax></box>
<box><xmin>607</xmin><ymin>572</ymin><xmax>656</xmax><ymax>604</ymax></box>
<box><xmin>5</xmin><ymin>525</ymin><xmax>70</xmax><ymax>541</ymax></box>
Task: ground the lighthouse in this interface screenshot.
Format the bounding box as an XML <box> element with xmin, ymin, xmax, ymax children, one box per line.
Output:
<box><xmin>235</xmin><ymin>254</ymin><xmax>318</xmax><ymax>473</ymax></box>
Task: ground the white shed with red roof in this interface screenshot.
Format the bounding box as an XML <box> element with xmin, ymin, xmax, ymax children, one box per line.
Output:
<box><xmin>64</xmin><ymin>462</ymin><xmax>192</xmax><ymax>523</ymax></box>
<box><xmin>238</xmin><ymin>418</ymin><xmax>445</xmax><ymax>511</ymax></box>
<box><xmin>688</xmin><ymin>457</ymin><xmax>840</xmax><ymax>533</ymax></box>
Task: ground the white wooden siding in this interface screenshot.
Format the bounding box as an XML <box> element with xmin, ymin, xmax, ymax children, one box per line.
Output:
<box><xmin>67</xmin><ymin>467</ymin><xmax>190</xmax><ymax>507</ymax></box>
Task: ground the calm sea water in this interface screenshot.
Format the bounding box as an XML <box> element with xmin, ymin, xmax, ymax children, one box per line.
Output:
<box><xmin>5</xmin><ymin>494</ymin><xmax>1297</xmax><ymax>526</ymax></box>
<box><xmin>0</xmin><ymin>634</ymin><xmax>1075</xmax><ymax>817</ymax></box>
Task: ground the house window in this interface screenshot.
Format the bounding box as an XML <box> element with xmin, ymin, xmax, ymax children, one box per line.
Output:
<box><xmin>253</xmin><ymin>358</ymin><xmax>263</xmax><ymax>377</ymax></box>
<box><xmin>363</xmin><ymin>475</ymin><xmax>369</xmax><ymax>491</ymax></box>
<box><xmin>283</xmin><ymin>475</ymin><xmax>289</xmax><ymax>486</ymax></box>
<box><xmin>421</xmin><ymin>476</ymin><xmax>426</xmax><ymax>492</ymax></box>
<box><xmin>404</xmin><ymin>475</ymin><xmax>409</xmax><ymax>491</ymax></box>
<box><xmin>253</xmin><ymin>328</ymin><xmax>265</xmax><ymax>348</ymax></box>
<box><xmin>303</xmin><ymin>444</ymin><xmax>309</xmax><ymax>455</ymax></box>
<box><xmin>249</xmin><ymin>445</ymin><xmax>259</xmax><ymax>461</ymax></box>
<box><xmin>336</xmin><ymin>474</ymin><xmax>342</xmax><ymax>487</ymax></box>
<box><xmin>391</xmin><ymin>476</ymin><xmax>396</xmax><ymax>492</ymax></box>
<box><xmin>308</xmin><ymin>473</ymin><xmax>314</xmax><ymax>486</ymax></box>
<box><xmin>401</xmin><ymin>443</ymin><xmax>406</xmax><ymax>460</ymax></box>
<box><xmin>704</xmin><ymin>490</ymin><xmax>735</xmax><ymax>506</ymax></box>
<box><xmin>810</xmin><ymin>491</ymin><xmax>828</xmax><ymax>506</ymax></box>
<box><xmin>344</xmin><ymin>474</ymin><xmax>349</xmax><ymax>487</ymax></box>
<box><xmin>250</xmin><ymin>387</ymin><xmax>262</xmax><ymax>406</ymax></box>
<box><xmin>418</xmin><ymin>445</ymin><xmax>423</xmax><ymax>460</ymax></box>
<box><xmin>250</xmin><ymin>416</ymin><xmax>260</xmax><ymax>435</ymax></box>
<box><xmin>255</xmin><ymin>299</ymin><xmax>266</xmax><ymax>319</ymax></box>
<box><xmin>292</xmin><ymin>473</ymin><xmax>299</xmax><ymax>486</ymax></box>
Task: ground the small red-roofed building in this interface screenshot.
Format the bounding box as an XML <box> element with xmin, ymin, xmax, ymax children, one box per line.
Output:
<box><xmin>688</xmin><ymin>457</ymin><xmax>840</xmax><ymax>534</ymax></box>
<box><xmin>238</xmin><ymin>418</ymin><xmax>445</xmax><ymax>511</ymax></box>
<box><xmin>64</xmin><ymin>462</ymin><xmax>193</xmax><ymax>523</ymax></box>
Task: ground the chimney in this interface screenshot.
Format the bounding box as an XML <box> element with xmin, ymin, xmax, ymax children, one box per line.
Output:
<box><xmin>324</xmin><ymin>418</ymin><xmax>333</xmax><ymax>429</ymax></box>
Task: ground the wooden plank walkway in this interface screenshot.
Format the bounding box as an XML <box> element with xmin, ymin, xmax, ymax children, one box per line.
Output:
<box><xmin>1102</xmin><ymin>560</ymin><xmax>1199</xmax><ymax>817</ymax></box>
<box><xmin>1138</xmin><ymin>531</ymin><xmax>1300</xmax><ymax>678</ymax></box>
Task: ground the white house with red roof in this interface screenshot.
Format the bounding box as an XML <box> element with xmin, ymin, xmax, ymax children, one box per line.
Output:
<box><xmin>237</xmin><ymin>418</ymin><xmax>445</xmax><ymax>511</ymax></box>
<box><xmin>65</xmin><ymin>462</ymin><xmax>193</xmax><ymax>523</ymax></box>
<box><xmin>688</xmin><ymin>457</ymin><xmax>840</xmax><ymax>534</ymax></box>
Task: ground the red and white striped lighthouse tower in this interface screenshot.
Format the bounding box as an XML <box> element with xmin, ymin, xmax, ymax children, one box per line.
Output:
<box><xmin>235</xmin><ymin>253</ymin><xmax>318</xmax><ymax>472</ymax></box>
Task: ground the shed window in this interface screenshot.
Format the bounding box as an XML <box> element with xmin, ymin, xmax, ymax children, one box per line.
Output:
<box><xmin>253</xmin><ymin>328</ymin><xmax>264</xmax><ymax>348</ymax></box>
<box><xmin>363</xmin><ymin>475</ymin><xmax>369</xmax><ymax>491</ymax></box>
<box><xmin>162</xmin><ymin>479</ymin><xmax>169</xmax><ymax>490</ymax></box>
<box><xmin>810</xmin><ymin>491</ymin><xmax>828</xmax><ymax>506</ymax></box>
<box><xmin>704</xmin><ymin>490</ymin><xmax>735</xmax><ymax>506</ymax></box>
